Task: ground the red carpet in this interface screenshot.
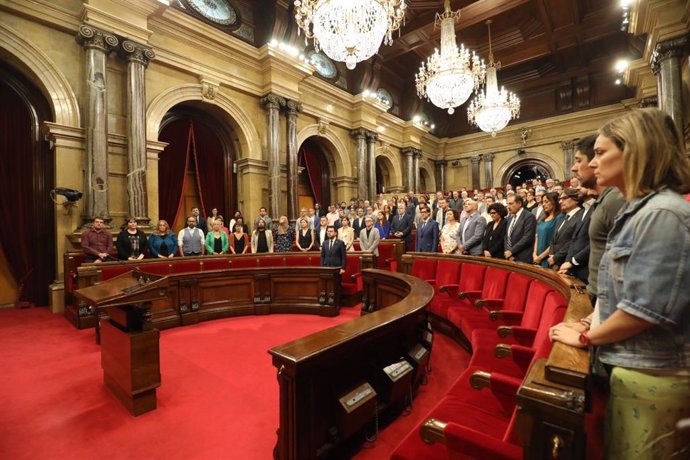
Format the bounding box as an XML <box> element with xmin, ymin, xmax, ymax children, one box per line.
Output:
<box><xmin>0</xmin><ymin>307</ymin><xmax>468</xmax><ymax>459</ymax></box>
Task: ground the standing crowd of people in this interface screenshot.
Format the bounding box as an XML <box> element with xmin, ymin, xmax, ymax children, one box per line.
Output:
<box><xmin>79</xmin><ymin>108</ymin><xmax>689</xmax><ymax>459</ymax></box>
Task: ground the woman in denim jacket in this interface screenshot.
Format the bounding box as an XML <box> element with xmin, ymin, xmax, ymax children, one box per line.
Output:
<box><xmin>550</xmin><ymin>109</ymin><xmax>690</xmax><ymax>459</ymax></box>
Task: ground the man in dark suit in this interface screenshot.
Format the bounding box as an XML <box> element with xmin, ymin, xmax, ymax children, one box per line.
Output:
<box><xmin>547</xmin><ymin>188</ymin><xmax>582</xmax><ymax>268</ymax></box>
<box><xmin>321</xmin><ymin>225</ymin><xmax>346</xmax><ymax>274</ymax></box>
<box><xmin>560</xmin><ymin>198</ymin><xmax>592</xmax><ymax>283</ymax></box>
<box><xmin>504</xmin><ymin>194</ymin><xmax>537</xmax><ymax>263</ymax></box>
<box><xmin>352</xmin><ymin>208</ymin><xmax>366</xmax><ymax>238</ymax></box>
<box><xmin>390</xmin><ymin>204</ymin><xmax>413</xmax><ymax>250</ymax></box>
<box><xmin>458</xmin><ymin>199</ymin><xmax>486</xmax><ymax>255</ymax></box>
<box><xmin>192</xmin><ymin>207</ymin><xmax>207</xmax><ymax>234</ymax></box>
<box><xmin>415</xmin><ymin>207</ymin><xmax>439</xmax><ymax>252</ymax></box>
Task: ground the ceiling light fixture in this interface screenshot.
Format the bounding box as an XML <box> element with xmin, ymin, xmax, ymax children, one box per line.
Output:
<box><xmin>467</xmin><ymin>19</ymin><xmax>520</xmax><ymax>137</ymax></box>
<box><xmin>293</xmin><ymin>0</ymin><xmax>407</xmax><ymax>70</ymax></box>
<box><xmin>415</xmin><ymin>0</ymin><xmax>485</xmax><ymax>114</ymax></box>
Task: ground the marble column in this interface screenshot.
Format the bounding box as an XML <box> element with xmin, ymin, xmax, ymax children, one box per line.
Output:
<box><xmin>401</xmin><ymin>147</ymin><xmax>415</xmax><ymax>192</ymax></box>
<box><xmin>120</xmin><ymin>40</ymin><xmax>155</xmax><ymax>226</ymax></box>
<box><xmin>483</xmin><ymin>153</ymin><xmax>495</xmax><ymax>189</ymax></box>
<box><xmin>651</xmin><ymin>35</ymin><xmax>688</xmax><ymax>133</ymax></box>
<box><xmin>470</xmin><ymin>155</ymin><xmax>481</xmax><ymax>191</ymax></box>
<box><xmin>260</xmin><ymin>93</ymin><xmax>286</xmax><ymax>221</ymax></box>
<box><xmin>365</xmin><ymin>131</ymin><xmax>378</xmax><ymax>202</ymax></box>
<box><xmin>413</xmin><ymin>150</ymin><xmax>421</xmax><ymax>193</ymax></box>
<box><xmin>560</xmin><ymin>140</ymin><xmax>575</xmax><ymax>174</ymax></box>
<box><xmin>435</xmin><ymin>160</ymin><xmax>446</xmax><ymax>192</ymax></box>
<box><xmin>351</xmin><ymin>129</ymin><xmax>368</xmax><ymax>200</ymax></box>
<box><xmin>76</xmin><ymin>25</ymin><xmax>118</xmax><ymax>224</ymax></box>
<box><xmin>284</xmin><ymin>100</ymin><xmax>302</xmax><ymax>219</ymax></box>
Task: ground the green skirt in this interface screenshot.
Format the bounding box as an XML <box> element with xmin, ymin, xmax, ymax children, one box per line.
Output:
<box><xmin>607</xmin><ymin>366</ymin><xmax>690</xmax><ymax>459</ymax></box>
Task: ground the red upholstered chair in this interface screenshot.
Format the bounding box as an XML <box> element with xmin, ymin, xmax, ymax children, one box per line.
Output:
<box><xmin>171</xmin><ymin>260</ymin><xmax>202</xmax><ymax>274</ymax></box>
<box><xmin>467</xmin><ymin>291</ymin><xmax>569</xmax><ymax>376</ymax></box>
<box><xmin>202</xmin><ymin>258</ymin><xmax>231</xmax><ymax>271</ymax></box>
<box><xmin>100</xmin><ymin>265</ymin><xmax>133</xmax><ymax>281</ymax></box>
<box><xmin>430</xmin><ymin>263</ymin><xmax>486</xmax><ymax>320</ymax></box>
<box><xmin>230</xmin><ymin>257</ymin><xmax>258</xmax><ymax>269</ymax></box>
<box><xmin>258</xmin><ymin>256</ymin><xmax>285</xmax><ymax>268</ymax></box>
<box><xmin>427</xmin><ymin>261</ymin><xmax>463</xmax><ymax>317</ymax></box>
<box><xmin>446</xmin><ymin>267</ymin><xmax>510</xmax><ymax>317</ymax></box>
<box><xmin>452</xmin><ymin>280</ymin><xmax>553</xmax><ymax>341</ymax></box>
<box><xmin>474</xmin><ymin>271</ymin><xmax>533</xmax><ymax>314</ymax></box>
<box><xmin>391</xmin><ymin>300</ymin><xmax>568</xmax><ymax>460</ymax></box>
<box><xmin>411</xmin><ymin>258</ymin><xmax>437</xmax><ymax>284</ymax></box>
<box><xmin>432</xmin><ymin>259</ymin><xmax>462</xmax><ymax>294</ymax></box>
<box><xmin>139</xmin><ymin>262</ymin><xmax>171</xmax><ymax>276</ymax></box>
<box><xmin>377</xmin><ymin>243</ymin><xmax>397</xmax><ymax>271</ymax></box>
<box><xmin>341</xmin><ymin>255</ymin><xmax>362</xmax><ymax>296</ymax></box>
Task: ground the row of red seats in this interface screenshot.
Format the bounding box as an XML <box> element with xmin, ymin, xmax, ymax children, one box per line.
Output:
<box><xmin>391</xmin><ymin>257</ymin><xmax>568</xmax><ymax>459</ymax></box>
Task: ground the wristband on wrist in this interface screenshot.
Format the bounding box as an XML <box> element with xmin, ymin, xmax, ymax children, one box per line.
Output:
<box><xmin>578</xmin><ymin>330</ymin><xmax>591</xmax><ymax>347</ymax></box>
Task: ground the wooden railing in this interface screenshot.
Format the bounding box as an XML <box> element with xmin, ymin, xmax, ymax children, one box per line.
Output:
<box><xmin>269</xmin><ymin>269</ymin><xmax>434</xmax><ymax>460</ymax></box>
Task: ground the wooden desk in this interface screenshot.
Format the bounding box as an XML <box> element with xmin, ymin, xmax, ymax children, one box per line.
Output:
<box><xmin>269</xmin><ymin>269</ymin><xmax>434</xmax><ymax>459</ymax></box>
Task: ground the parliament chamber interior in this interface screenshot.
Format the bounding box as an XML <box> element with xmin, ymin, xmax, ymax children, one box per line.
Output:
<box><xmin>1</xmin><ymin>0</ymin><xmax>689</xmax><ymax>459</ymax></box>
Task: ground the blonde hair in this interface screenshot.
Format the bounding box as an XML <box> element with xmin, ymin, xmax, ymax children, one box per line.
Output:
<box><xmin>157</xmin><ymin>220</ymin><xmax>170</xmax><ymax>233</ymax></box>
<box><xmin>598</xmin><ymin>108</ymin><xmax>690</xmax><ymax>200</ymax></box>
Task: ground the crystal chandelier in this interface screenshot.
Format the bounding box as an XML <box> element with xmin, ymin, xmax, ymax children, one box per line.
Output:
<box><xmin>467</xmin><ymin>20</ymin><xmax>520</xmax><ymax>137</ymax></box>
<box><xmin>294</xmin><ymin>0</ymin><xmax>407</xmax><ymax>70</ymax></box>
<box><xmin>415</xmin><ymin>0</ymin><xmax>485</xmax><ymax>114</ymax></box>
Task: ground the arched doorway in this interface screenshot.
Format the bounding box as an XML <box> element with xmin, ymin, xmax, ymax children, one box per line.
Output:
<box><xmin>298</xmin><ymin>136</ymin><xmax>334</xmax><ymax>208</ymax></box>
<box><xmin>0</xmin><ymin>62</ymin><xmax>54</xmax><ymax>306</ymax></box>
<box><xmin>502</xmin><ymin>158</ymin><xmax>554</xmax><ymax>187</ymax></box>
<box><xmin>375</xmin><ymin>155</ymin><xmax>393</xmax><ymax>194</ymax></box>
<box><xmin>419</xmin><ymin>169</ymin><xmax>432</xmax><ymax>194</ymax></box>
<box><xmin>158</xmin><ymin>103</ymin><xmax>237</xmax><ymax>230</ymax></box>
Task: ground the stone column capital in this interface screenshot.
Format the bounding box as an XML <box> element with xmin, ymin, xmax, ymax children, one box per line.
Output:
<box><xmin>260</xmin><ymin>93</ymin><xmax>286</xmax><ymax>111</ymax></box>
<box><xmin>401</xmin><ymin>147</ymin><xmax>421</xmax><ymax>157</ymax></box>
<box><xmin>351</xmin><ymin>128</ymin><xmax>367</xmax><ymax>139</ymax></box>
<box><xmin>470</xmin><ymin>155</ymin><xmax>482</xmax><ymax>165</ymax></box>
<box><xmin>76</xmin><ymin>25</ymin><xmax>119</xmax><ymax>53</ymax></box>
<box><xmin>284</xmin><ymin>99</ymin><xmax>303</xmax><ymax>116</ymax></box>
<box><xmin>120</xmin><ymin>40</ymin><xmax>155</xmax><ymax>67</ymax></box>
<box><xmin>365</xmin><ymin>131</ymin><xmax>378</xmax><ymax>143</ymax></box>
<box><xmin>559</xmin><ymin>140</ymin><xmax>576</xmax><ymax>153</ymax></box>
<box><xmin>435</xmin><ymin>160</ymin><xmax>447</xmax><ymax>167</ymax></box>
<box><xmin>483</xmin><ymin>152</ymin><xmax>495</xmax><ymax>162</ymax></box>
<box><xmin>651</xmin><ymin>34</ymin><xmax>689</xmax><ymax>75</ymax></box>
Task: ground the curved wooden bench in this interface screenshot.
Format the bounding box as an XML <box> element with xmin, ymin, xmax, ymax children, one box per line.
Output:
<box><xmin>388</xmin><ymin>253</ymin><xmax>592</xmax><ymax>460</ymax></box>
<box><xmin>269</xmin><ymin>268</ymin><xmax>434</xmax><ymax>459</ymax></box>
<box><xmin>66</xmin><ymin>252</ymin><xmax>374</xmax><ymax>329</ymax></box>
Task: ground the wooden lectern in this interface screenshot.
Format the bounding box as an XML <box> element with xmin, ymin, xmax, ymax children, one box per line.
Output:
<box><xmin>74</xmin><ymin>270</ymin><xmax>168</xmax><ymax>416</ymax></box>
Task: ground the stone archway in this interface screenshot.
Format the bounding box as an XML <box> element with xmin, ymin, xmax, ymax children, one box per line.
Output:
<box><xmin>374</xmin><ymin>152</ymin><xmax>401</xmax><ymax>194</ymax></box>
<box><xmin>147</xmin><ymin>84</ymin><xmax>260</xmax><ymax>162</ymax></box>
<box><xmin>296</xmin><ymin>124</ymin><xmax>351</xmax><ymax>179</ymax></box>
<box><xmin>419</xmin><ymin>159</ymin><xmax>437</xmax><ymax>193</ymax></box>
<box><xmin>496</xmin><ymin>152</ymin><xmax>561</xmax><ymax>187</ymax></box>
<box><xmin>0</xmin><ymin>23</ymin><xmax>80</xmax><ymax>127</ymax></box>
<box><xmin>297</xmin><ymin>136</ymin><xmax>337</xmax><ymax>208</ymax></box>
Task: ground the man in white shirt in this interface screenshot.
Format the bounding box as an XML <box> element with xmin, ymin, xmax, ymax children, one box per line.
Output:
<box><xmin>326</xmin><ymin>205</ymin><xmax>340</xmax><ymax>226</ymax></box>
<box><xmin>178</xmin><ymin>216</ymin><xmax>205</xmax><ymax>256</ymax></box>
<box><xmin>317</xmin><ymin>216</ymin><xmax>329</xmax><ymax>248</ymax></box>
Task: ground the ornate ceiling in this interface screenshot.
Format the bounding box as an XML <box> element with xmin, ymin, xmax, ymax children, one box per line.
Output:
<box><xmin>182</xmin><ymin>0</ymin><xmax>645</xmax><ymax>138</ymax></box>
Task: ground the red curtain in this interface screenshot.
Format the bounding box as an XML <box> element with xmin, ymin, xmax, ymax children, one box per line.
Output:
<box><xmin>193</xmin><ymin>122</ymin><xmax>225</xmax><ymax>218</ymax></box>
<box><xmin>158</xmin><ymin>119</ymin><xmax>191</xmax><ymax>224</ymax></box>
<box><xmin>299</xmin><ymin>145</ymin><xmax>323</xmax><ymax>205</ymax></box>
<box><xmin>0</xmin><ymin>83</ymin><xmax>33</xmax><ymax>301</ymax></box>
